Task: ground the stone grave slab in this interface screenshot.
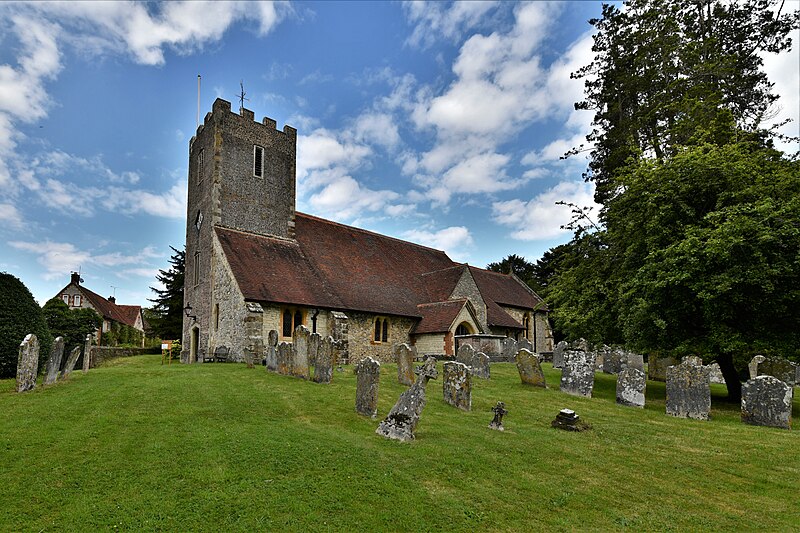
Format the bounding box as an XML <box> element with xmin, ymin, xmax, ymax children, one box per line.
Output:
<box><xmin>291</xmin><ymin>325</ymin><xmax>310</xmax><ymax>379</ymax></box>
<box><xmin>44</xmin><ymin>336</ymin><xmax>65</xmax><ymax>385</ymax></box>
<box><xmin>60</xmin><ymin>346</ymin><xmax>81</xmax><ymax>380</ymax></box>
<box><xmin>16</xmin><ymin>334</ymin><xmax>40</xmax><ymax>392</ymax></box>
<box><xmin>648</xmin><ymin>355</ymin><xmax>677</xmax><ymax>382</ymax></box>
<box><xmin>376</xmin><ymin>357</ymin><xmax>438</xmax><ymax>442</ymax></box>
<box><xmin>666</xmin><ymin>361</ymin><xmax>711</xmax><ymax>420</ymax></box>
<box><xmin>313</xmin><ymin>336</ymin><xmax>334</xmax><ymax>384</ymax></box>
<box><xmin>442</xmin><ymin>361</ymin><xmax>471</xmax><ymax>411</ymax></box>
<box><xmin>616</xmin><ymin>368</ymin><xmax>646</xmax><ymax>408</ymax></box>
<box><xmin>265</xmin><ymin>330</ymin><xmax>278</xmax><ymax>371</ymax></box>
<box><xmin>757</xmin><ymin>357</ymin><xmax>797</xmax><ymax>387</ymax></box>
<box><xmin>741</xmin><ymin>376</ymin><xmax>792</xmax><ymax>430</ymax></box>
<box><xmin>515</xmin><ymin>348</ymin><xmax>546</xmax><ymax>387</ymax></box>
<box><xmin>355</xmin><ymin>357</ymin><xmax>380</xmax><ymax>418</ymax></box>
<box><xmin>395</xmin><ymin>343</ymin><xmax>415</xmax><ymax>386</ymax></box>
<box><xmin>560</xmin><ymin>350</ymin><xmax>595</xmax><ymax>398</ymax></box>
<box><xmin>552</xmin><ymin>340</ymin><xmax>568</xmax><ymax>369</ymax></box>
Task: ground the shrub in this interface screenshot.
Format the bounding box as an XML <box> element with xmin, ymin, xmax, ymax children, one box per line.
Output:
<box><xmin>0</xmin><ymin>272</ymin><xmax>52</xmax><ymax>378</ymax></box>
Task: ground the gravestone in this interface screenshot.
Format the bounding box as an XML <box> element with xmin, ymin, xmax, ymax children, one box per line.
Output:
<box><xmin>501</xmin><ymin>337</ymin><xmax>517</xmax><ymax>362</ymax></box>
<box><xmin>551</xmin><ymin>409</ymin><xmax>591</xmax><ymax>431</ymax></box>
<box><xmin>442</xmin><ymin>361</ymin><xmax>471</xmax><ymax>411</ymax></box>
<box><xmin>560</xmin><ymin>350</ymin><xmax>595</xmax><ymax>398</ymax></box>
<box><xmin>682</xmin><ymin>355</ymin><xmax>703</xmax><ymax>366</ymax></box>
<box><xmin>741</xmin><ymin>376</ymin><xmax>792</xmax><ymax>430</ymax></box>
<box><xmin>308</xmin><ymin>332</ymin><xmax>321</xmax><ymax>368</ymax></box>
<box><xmin>265</xmin><ymin>330</ymin><xmax>278</xmax><ymax>371</ymax></box>
<box><xmin>552</xmin><ymin>340</ymin><xmax>568</xmax><ymax>369</ymax></box>
<box><xmin>666</xmin><ymin>361</ymin><xmax>711</xmax><ymax>420</ymax></box>
<box><xmin>572</xmin><ymin>338</ymin><xmax>590</xmax><ymax>352</ymax></box>
<box><xmin>276</xmin><ymin>342</ymin><xmax>292</xmax><ymax>375</ymax></box>
<box><xmin>708</xmin><ymin>363</ymin><xmax>726</xmax><ymax>385</ymax></box>
<box><xmin>16</xmin><ymin>334</ymin><xmax>40</xmax><ymax>392</ymax></box>
<box><xmin>355</xmin><ymin>356</ymin><xmax>380</xmax><ymax>418</ymax></box>
<box><xmin>313</xmin><ymin>336</ymin><xmax>334</xmax><ymax>384</ymax></box>
<box><xmin>456</xmin><ymin>343</ymin><xmax>490</xmax><ymax>379</ymax></box>
<box><xmin>625</xmin><ymin>351</ymin><xmax>645</xmax><ymax>372</ymax></box>
<box><xmin>648</xmin><ymin>355</ymin><xmax>677</xmax><ymax>382</ymax></box>
<box><xmin>515</xmin><ymin>348</ymin><xmax>546</xmax><ymax>387</ymax></box>
<box><xmin>82</xmin><ymin>334</ymin><xmax>92</xmax><ymax>373</ymax></box>
<box><xmin>376</xmin><ymin>357</ymin><xmax>438</xmax><ymax>442</ymax></box>
<box><xmin>60</xmin><ymin>346</ymin><xmax>81</xmax><ymax>380</ymax></box>
<box><xmin>616</xmin><ymin>368</ymin><xmax>646</xmax><ymax>408</ymax></box>
<box><xmin>291</xmin><ymin>325</ymin><xmax>310</xmax><ymax>379</ymax></box>
<box><xmin>44</xmin><ymin>336</ymin><xmax>65</xmax><ymax>385</ymax></box>
<box><xmin>488</xmin><ymin>401</ymin><xmax>507</xmax><ymax>431</ymax></box>
<box><xmin>757</xmin><ymin>357</ymin><xmax>797</xmax><ymax>387</ymax></box>
<box><xmin>395</xmin><ymin>343</ymin><xmax>415</xmax><ymax>386</ymax></box>
<box><xmin>748</xmin><ymin>355</ymin><xmax>766</xmax><ymax>380</ymax></box>
<box><xmin>603</xmin><ymin>348</ymin><xmax>624</xmax><ymax>374</ymax></box>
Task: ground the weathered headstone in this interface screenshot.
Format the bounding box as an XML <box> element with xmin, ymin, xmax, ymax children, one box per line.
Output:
<box><xmin>551</xmin><ymin>408</ymin><xmax>591</xmax><ymax>431</ymax></box>
<box><xmin>560</xmin><ymin>350</ymin><xmax>595</xmax><ymax>398</ymax></box>
<box><xmin>518</xmin><ymin>338</ymin><xmax>534</xmax><ymax>356</ymax></box>
<box><xmin>616</xmin><ymin>368</ymin><xmax>646</xmax><ymax>408</ymax></box>
<box><xmin>648</xmin><ymin>355</ymin><xmax>678</xmax><ymax>382</ymax></box>
<box><xmin>748</xmin><ymin>355</ymin><xmax>766</xmax><ymax>380</ymax></box>
<box><xmin>376</xmin><ymin>357</ymin><xmax>438</xmax><ymax>442</ymax></box>
<box><xmin>395</xmin><ymin>343</ymin><xmax>415</xmax><ymax>386</ymax></box>
<box><xmin>515</xmin><ymin>348</ymin><xmax>546</xmax><ymax>387</ymax></box>
<box><xmin>682</xmin><ymin>355</ymin><xmax>703</xmax><ymax>366</ymax></box>
<box><xmin>553</xmin><ymin>340</ymin><xmax>568</xmax><ymax>369</ymax></box>
<box><xmin>741</xmin><ymin>376</ymin><xmax>792</xmax><ymax>430</ymax></box>
<box><xmin>442</xmin><ymin>361</ymin><xmax>471</xmax><ymax>411</ymax></box>
<box><xmin>60</xmin><ymin>346</ymin><xmax>81</xmax><ymax>380</ymax></box>
<box><xmin>666</xmin><ymin>361</ymin><xmax>711</xmax><ymax>420</ymax></box>
<box><xmin>707</xmin><ymin>362</ymin><xmax>726</xmax><ymax>385</ymax></box>
<box><xmin>276</xmin><ymin>341</ymin><xmax>292</xmax><ymax>375</ymax></box>
<box><xmin>265</xmin><ymin>330</ymin><xmax>278</xmax><ymax>371</ymax></box>
<box><xmin>603</xmin><ymin>348</ymin><xmax>624</xmax><ymax>374</ymax></box>
<box><xmin>82</xmin><ymin>334</ymin><xmax>92</xmax><ymax>373</ymax></box>
<box><xmin>313</xmin><ymin>336</ymin><xmax>334</xmax><ymax>384</ymax></box>
<box><xmin>488</xmin><ymin>401</ymin><xmax>507</xmax><ymax>431</ymax></box>
<box><xmin>456</xmin><ymin>343</ymin><xmax>490</xmax><ymax>379</ymax></box>
<box><xmin>572</xmin><ymin>338</ymin><xmax>590</xmax><ymax>352</ymax></box>
<box><xmin>355</xmin><ymin>356</ymin><xmax>380</xmax><ymax>418</ymax></box>
<box><xmin>16</xmin><ymin>334</ymin><xmax>40</xmax><ymax>392</ymax></box>
<box><xmin>625</xmin><ymin>351</ymin><xmax>645</xmax><ymax>372</ymax></box>
<box><xmin>757</xmin><ymin>357</ymin><xmax>797</xmax><ymax>387</ymax></box>
<box><xmin>502</xmin><ymin>337</ymin><xmax>518</xmax><ymax>362</ymax></box>
<box><xmin>291</xmin><ymin>325</ymin><xmax>310</xmax><ymax>379</ymax></box>
<box><xmin>308</xmin><ymin>332</ymin><xmax>321</xmax><ymax>368</ymax></box>
<box><xmin>44</xmin><ymin>336</ymin><xmax>65</xmax><ymax>385</ymax></box>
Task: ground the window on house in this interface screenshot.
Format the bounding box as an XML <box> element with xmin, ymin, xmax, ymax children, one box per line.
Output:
<box><xmin>281</xmin><ymin>308</ymin><xmax>304</xmax><ymax>338</ymax></box>
<box><xmin>62</xmin><ymin>294</ymin><xmax>70</xmax><ymax>305</ymax></box>
<box><xmin>374</xmin><ymin>317</ymin><xmax>389</xmax><ymax>343</ymax></box>
<box><xmin>253</xmin><ymin>145</ymin><xmax>264</xmax><ymax>177</ymax></box>
<box><xmin>455</xmin><ymin>322</ymin><xmax>471</xmax><ymax>336</ymax></box>
<box><xmin>193</xmin><ymin>252</ymin><xmax>200</xmax><ymax>285</ymax></box>
<box><xmin>74</xmin><ymin>295</ymin><xmax>82</xmax><ymax>307</ymax></box>
<box><xmin>197</xmin><ymin>149</ymin><xmax>204</xmax><ymax>182</ymax></box>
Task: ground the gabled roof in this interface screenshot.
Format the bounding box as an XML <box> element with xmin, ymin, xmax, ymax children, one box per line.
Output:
<box><xmin>468</xmin><ymin>266</ymin><xmax>546</xmax><ymax>311</ymax></box>
<box><xmin>117</xmin><ymin>305</ymin><xmax>143</xmax><ymax>327</ymax></box>
<box><xmin>411</xmin><ymin>299</ymin><xmax>469</xmax><ymax>335</ymax></box>
<box><xmin>56</xmin><ymin>282</ymin><xmax>142</xmax><ymax>328</ymax></box>
<box><xmin>216</xmin><ymin>212</ymin><xmax>547</xmax><ymax>324</ymax></box>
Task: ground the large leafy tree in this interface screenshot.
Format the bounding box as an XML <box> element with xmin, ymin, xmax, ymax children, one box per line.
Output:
<box><xmin>148</xmin><ymin>247</ymin><xmax>185</xmax><ymax>340</ymax></box>
<box><xmin>0</xmin><ymin>273</ymin><xmax>52</xmax><ymax>378</ymax></box>
<box><xmin>487</xmin><ymin>254</ymin><xmax>538</xmax><ymax>289</ymax></box>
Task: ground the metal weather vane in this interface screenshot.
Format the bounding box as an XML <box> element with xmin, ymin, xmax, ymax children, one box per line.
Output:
<box><xmin>237</xmin><ymin>80</ymin><xmax>249</xmax><ymax>111</ymax></box>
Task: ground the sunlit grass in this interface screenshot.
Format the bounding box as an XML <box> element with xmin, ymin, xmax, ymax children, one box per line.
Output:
<box><xmin>1</xmin><ymin>355</ymin><xmax>798</xmax><ymax>531</ymax></box>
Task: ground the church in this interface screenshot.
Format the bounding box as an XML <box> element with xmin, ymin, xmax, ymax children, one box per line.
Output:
<box><xmin>181</xmin><ymin>98</ymin><xmax>553</xmax><ymax>364</ymax></box>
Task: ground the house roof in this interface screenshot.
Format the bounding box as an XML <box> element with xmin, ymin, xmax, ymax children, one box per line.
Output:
<box><xmin>117</xmin><ymin>305</ymin><xmax>143</xmax><ymax>327</ymax></box>
<box><xmin>411</xmin><ymin>299</ymin><xmax>469</xmax><ymax>335</ymax></box>
<box><xmin>468</xmin><ymin>266</ymin><xmax>547</xmax><ymax>311</ymax></box>
<box><xmin>57</xmin><ymin>283</ymin><xmax>142</xmax><ymax>328</ymax></box>
<box><xmin>216</xmin><ymin>212</ymin><xmax>547</xmax><ymax>325</ymax></box>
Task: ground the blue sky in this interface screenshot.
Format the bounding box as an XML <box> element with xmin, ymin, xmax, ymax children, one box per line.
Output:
<box><xmin>0</xmin><ymin>1</ymin><xmax>797</xmax><ymax>308</ymax></box>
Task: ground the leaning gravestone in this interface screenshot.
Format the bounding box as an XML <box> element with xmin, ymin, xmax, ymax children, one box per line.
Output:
<box><xmin>376</xmin><ymin>357</ymin><xmax>438</xmax><ymax>442</ymax></box>
<box><xmin>518</xmin><ymin>338</ymin><xmax>533</xmax><ymax>356</ymax></box>
<box><xmin>502</xmin><ymin>337</ymin><xmax>518</xmax><ymax>362</ymax></box>
<box><xmin>560</xmin><ymin>350</ymin><xmax>595</xmax><ymax>398</ymax></box>
<box><xmin>741</xmin><ymin>376</ymin><xmax>792</xmax><ymax>430</ymax></box>
<box><xmin>442</xmin><ymin>361</ymin><xmax>471</xmax><ymax>411</ymax></box>
<box><xmin>553</xmin><ymin>340</ymin><xmax>568</xmax><ymax>369</ymax></box>
<box><xmin>313</xmin><ymin>336</ymin><xmax>334</xmax><ymax>384</ymax></box>
<box><xmin>60</xmin><ymin>346</ymin><xmax>81</xmax><ymax>380</ymax></box>
<box><xmin>488</xmin><ymin>401</ymin><xmax>507</xmax><ymax>431</ymax></box>
<box><xmin>395</xmin><ymin>343</ymin><xmax>415</xmax><ymax>386</ymax></box>
<box><xmin>616</xmin><ymin>368</ymin><xmax>646</xmax><ymax>408</ymax></box>
<box><xmin>757</xmin><ymin>357</ymin><xmax>797</xmax><ymax>387</ymax></box>
<box><xmin>708</xmin><ymin>363</ymin><xmax>726</xmax><ymax>385</ymax></box>
<box><xmin>749</xmin><ymin>355</ymin><xmax>766</xmax><ymax>380</ymax></box>
<box><xmin>666</xmin><ymin>361</ymin><xmax>711</xmax><ymax>420</ymax></box>
<box><xmin>355</xmin><ymin>356</ymin><xmax>380</xmax><ymax>418</ymax></box>
<box><xmin>82</xmin><ymin>334</ymin><xmax>92</xmax><ymax>373</ymax></box>
<box><xmin>16</xmin><ymin>334</ymin><xmax>40</xmax><ymax>392</ymax></box>
<box><xmin>265</xmin><ymin>330</ymin><xmax>278</xmax><ymax>371</ymax></box>
<box><xmin>44</xmin><ymin>336</ymin><xmax>65</xmax><ymax>385</ymax></box>
<box><xmin>291</xmin><ymin>325</ymin><xmax>310</xmax><ymax>379</ymax></box>
<box><xmin>648</xmin><ymin>355</ymin><xmax>678</xmax><ymax>382</ymax></box>
<box><xmin>515</xmin><ymin>348</ymin><xmax>546</xmax><ymax>387</ymax></box>
<box><xmin>276</xmin><ymin>341</ymin><xmax>292</xmax><ymax>375</ymax></box>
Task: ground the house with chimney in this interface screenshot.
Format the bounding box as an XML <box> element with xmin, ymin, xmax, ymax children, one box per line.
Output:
<box><xmin>55</xmin><ymin>272</ymin><xmax>145</xmax><ymax>345</ymax></box>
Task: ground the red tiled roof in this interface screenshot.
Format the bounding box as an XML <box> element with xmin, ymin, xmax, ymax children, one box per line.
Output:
<box><xmin>117</xmin><ymin>305</ymin><xmax>143</xmax><ymax>327</ymax></box>
<box><xmin>411</xmin><ymin>299</ymin><xmax>467</xmax><ymax>334</ymax></box>
<box><xmin>468</xmin><ymin>266</ymin><xmax>547</xmax><ymax>311</ymax></box>
<box><xmin>72</xmin><ymin>285</ymin><xmax>141</xmax><ymax>328</ymax></box>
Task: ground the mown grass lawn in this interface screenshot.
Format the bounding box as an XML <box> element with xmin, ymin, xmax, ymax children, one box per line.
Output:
<box><xmin>1</xmin><ymin>355</ymin><xmax>798</xmax><ymax>531</ymax></box>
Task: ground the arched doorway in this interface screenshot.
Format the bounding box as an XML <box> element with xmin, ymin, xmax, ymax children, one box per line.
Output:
<box><xmin>190</xmin><ymin>326</ymin><xmax>199</xmax><ymax>363</ymax></box>
<box><xmin>455</xmin><ymin>322</ymin><xmax>473</xmax><ymax>336</ymax></box>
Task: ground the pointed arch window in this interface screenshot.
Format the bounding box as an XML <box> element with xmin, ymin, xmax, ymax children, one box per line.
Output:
<box><xmin>373</xmin><ymin>317</ymin><xmax>389</xmax><ymax>343</ymax></box>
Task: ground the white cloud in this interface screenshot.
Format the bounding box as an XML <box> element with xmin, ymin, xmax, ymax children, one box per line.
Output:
<box><xmin>401</xmin><ymin>226</ymin><xmax>474</xmax><ymax>261</ymax></box>
<box><xmin>492</xmin><ymin>180</ymin><xmax>601</xmax><ymax>240</ymax></box>
<box><xmin>309</xmin><ymin>176</ymin><xmax>400</xmax><ymax>220</ymax></box>
<box><xmin>0</xmin><ymin>203</ymin><xmax>23</xmax><ymax>229</ymax></box>
<box><xmin>762</xmin><ymin>26</ymin><xmax>800</xmax><ymax>154</ymax></box>
<box><xmin>403</xmin><ymin>1</ymin><xmax>499</xmax><ymax>49</ymax></box>
<box><xmin>352</xmin><ymin>113</ymin><xmax>400</xmax><ymax>150</ymax></box>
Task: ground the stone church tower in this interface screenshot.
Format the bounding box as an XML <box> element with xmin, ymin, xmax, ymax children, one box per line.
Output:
<box><xmin>183</xmin><ymin>98</ymin><xmax>296</xmax><ymax>361</ymax></box>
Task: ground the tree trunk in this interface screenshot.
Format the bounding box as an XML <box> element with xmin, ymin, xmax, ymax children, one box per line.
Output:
<box><xmin>716</xmin><ymin>353</ymin><xmax>741</xmax><ymax>403</ymax></box>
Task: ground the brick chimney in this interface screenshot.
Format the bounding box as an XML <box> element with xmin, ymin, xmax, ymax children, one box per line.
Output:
<box><xmin>70</xmin><ymin>272</ymin><xmax>82</xmax><ymax>285</ymax></box>
<box><xmin>108</xmin><ymin>296</ymin><xmax>116</xmax><ymax>304</ymax></box>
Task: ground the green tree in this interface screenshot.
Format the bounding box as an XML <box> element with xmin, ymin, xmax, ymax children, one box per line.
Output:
<box><xmin>42</xmin><ymin>298</ymin><xmax>101</xmax><ymax>351</ymax></box>
<box><xmin>148</xmin><ymin>247</ymin><xmax>185</xmax><ymax>340</ymax></box>
<box><xmin>487</xmin><ymin>254</ymin><xmax>538</xmax><ymax>290</ymax></box>
<box><xmin>0</xmin><ymin>273</ymin><xmax>52</xmax><ymax>378</ymax></box>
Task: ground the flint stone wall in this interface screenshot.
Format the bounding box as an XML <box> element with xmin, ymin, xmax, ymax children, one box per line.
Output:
<box><xmin>88</xmin><ymin>346</ymin><xmax>160</xmax><ymax>368</ymax></box>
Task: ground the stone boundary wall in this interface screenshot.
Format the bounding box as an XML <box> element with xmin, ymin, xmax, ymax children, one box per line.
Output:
<box><xmin>89</xmin><ymin>346</ymin><xmax>161</xmax><ymax>368</ymax></box>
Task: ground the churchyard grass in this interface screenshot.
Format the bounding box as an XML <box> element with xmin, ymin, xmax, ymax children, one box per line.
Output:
<box><xmin>1</xmin><ymin>355</ymin><xmax>798</xmax><ymax>531</ymax></box>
